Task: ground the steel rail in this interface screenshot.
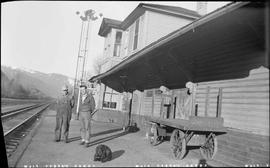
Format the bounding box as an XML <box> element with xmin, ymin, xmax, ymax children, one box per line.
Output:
<box><xmin>1</xmin><ymin>103</ymin><xmax>47</xmax><ymax>119</ymax></box>
<box><xmin>4</xmin><ymin>103</ymin><xmax>51</xmax><ymax>137</ymax></box>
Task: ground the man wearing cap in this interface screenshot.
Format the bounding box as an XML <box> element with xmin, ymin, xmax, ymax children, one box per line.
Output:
<box><xmin>55</xmin><ymin>85</ymin><xmax>75</xmax><ymax>143</ymax></box>
<box><xmin>78</xmin><ymin>84</ymin><xmax>95</xmax><ymax>147</ymax></box>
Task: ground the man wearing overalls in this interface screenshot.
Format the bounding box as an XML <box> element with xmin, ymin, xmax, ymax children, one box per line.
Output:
<box><xmin>55</xmin><ymin>85</ymin><xmax>75</xmax><ymax>143</ymax></box>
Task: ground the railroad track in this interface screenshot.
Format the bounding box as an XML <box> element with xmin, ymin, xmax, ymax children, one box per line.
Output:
<box><xmin>1</xmin><ymin>98</ymin><xmax>44</xmax><ymax>107</ymax></box>
<box><xmin>3</xmin><ymin>103</ymin><xmax>52</xmax><ymax>158</ymax></box>
<box><xmin>1</xmin><ymin>103</ymin><xmax>47</xmax><ymax>120</ymax></box>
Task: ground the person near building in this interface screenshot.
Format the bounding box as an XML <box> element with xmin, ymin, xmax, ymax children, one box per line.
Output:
<box><xmin>78</xmin><ymin>84</ymin><xmax>96</xmax><ymax>147</ymax></box>
<box><xmin>55</xmin><ymin>85</ymin><xmax>75</xmax><ymax>143</ymax></box>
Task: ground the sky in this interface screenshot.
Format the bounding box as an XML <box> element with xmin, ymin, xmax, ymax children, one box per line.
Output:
<box><xmin>1</xmin><ymin>1</ymin><xmax>231</xmax><ymax>78</ymax></box>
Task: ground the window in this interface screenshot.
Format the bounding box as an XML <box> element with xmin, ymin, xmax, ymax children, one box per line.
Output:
<box><xmin>146</xmin><ymin>90</ymin><xmax>153</xmax><ymax>97</ymax></box>
<box><xmin>103</xmin><ymin>86</ymin><xmax>119</xmax><ymax>109</ymax></box>
<box><xmin>155</xmin><ymin>89</ymin><xmax>162</xmax><ymax>95</ymax></box>
<box><xmin>133</xmin><ymin>19</ymin><xmax>139</xmax><ymax>50</ymax></box>
<box><xmin>113</xmin><ymin>31</ymin><xmax>122</xmax><ymax>56</ymax></box>
<box><xmin>127</xmin><ymin>17</ymin><xmax>142</xmax><ymax>53</ymax></box>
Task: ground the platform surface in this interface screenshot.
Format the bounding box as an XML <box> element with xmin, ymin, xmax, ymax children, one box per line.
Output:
<box><xmin>15</xmin><ymin>108</ymin><xmax>227</xmax><ymax>167</ymax></box>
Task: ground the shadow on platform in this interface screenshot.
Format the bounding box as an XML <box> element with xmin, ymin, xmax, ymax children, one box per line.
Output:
<box><xmin>111</xmin><ymin>150</ymin><xmax>125</xmax><ymax>160</ymax></box>
<box><xmin>92</xmin><ymin>128</ymin><xmax>124</xmax><ymax>137</ymax></box>
<box><xmin>84</xmin><ymin>125</ymin><xmax>140</xmax><ymax>147</ymax></box>
<box><xmin>68</xmin><ymin>128</ymin><xmax>123</xmax><ymax>142</ymax></box>
<box><xmin>68</xmin><ymin>123</ymin><xmax>141</xmax><ymax>146</ymax></box>
<box><xmin>86</xmin><ymin>131</ymin><xmax>129</xmax><ymax>147</ymax></box>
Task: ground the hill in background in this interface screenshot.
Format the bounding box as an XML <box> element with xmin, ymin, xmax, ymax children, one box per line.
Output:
<box><xmin>1</xmin><ymin>66</ymin><xmax>74</xmax><ymax>99</ymax></box>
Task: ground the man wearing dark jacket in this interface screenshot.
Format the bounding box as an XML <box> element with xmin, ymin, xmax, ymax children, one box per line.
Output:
<box><xmin>78</xmin><ymin>84</ymin><xmax>96</xmax><ymax>147</ymax></box>
<box><xmin>55</xmin><ymin>85</ymin><xmax>75</xmax><ymax>143</ymax></box>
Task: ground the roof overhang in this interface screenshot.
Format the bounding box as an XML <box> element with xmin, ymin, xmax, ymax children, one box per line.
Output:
<box><xmin>91</xmin><ymin>2</ymin><xmax>268</xmax><ymax>93</ymax></box>
<box><xmin>98</xmin><ymin>18</ymin><xmax>122</xmax><ymax>37</ymax></box>
<box><xmin>142</xmin><ymin>5</ymin><xmax>199</xmax><ymax>20</ymax></box>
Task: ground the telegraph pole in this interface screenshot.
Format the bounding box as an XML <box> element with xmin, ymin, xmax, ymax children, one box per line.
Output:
<box><xmin>73</xmin><ymin>9</ymin><xmax>102</xmax><ymax>120</ymax></box>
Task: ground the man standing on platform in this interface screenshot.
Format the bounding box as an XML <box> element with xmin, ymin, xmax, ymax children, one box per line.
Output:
<box><xmin>78</xmin><ymin>84</ymin><xmax>96</xmax><ymax>147</ymax></box>
<box><xmin>55</xmin><ymin>85</ymin><xmax>75</xmax><ymax>143</ymax></box>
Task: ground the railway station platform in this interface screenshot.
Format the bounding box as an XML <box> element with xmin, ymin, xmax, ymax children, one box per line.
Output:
<box><xmin>11</xmin><ymin>106</ymin><xmax>227</xmax><ymax>167</ymax></box>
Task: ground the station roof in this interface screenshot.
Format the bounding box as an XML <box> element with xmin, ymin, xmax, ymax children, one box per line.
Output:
<box><xmin>91</xmin><ymin>2</ymin><xmax>267</xmax><ymax>93</ymax></box>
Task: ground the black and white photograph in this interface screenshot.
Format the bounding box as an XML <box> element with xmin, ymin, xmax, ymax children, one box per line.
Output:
<box><xmin>1</xmin><ymin>1</ymin><xmax>269</xmax><ymax>167</ymax></box>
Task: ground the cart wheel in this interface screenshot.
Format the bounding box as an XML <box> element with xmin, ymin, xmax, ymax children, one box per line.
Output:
<box><xmin>170</xmin><ymin>129</ymin><xmax>186</xmax><ymax>160</ymax></box>
<box><xmin>200</xmin><ymin>133</ymin><xmax>218</xmax><ymax>160</ymax></box>
<box><xmin>148</xmin><ymin>123</ymin><xmax>162</xmax><ymax>146</ymax></box>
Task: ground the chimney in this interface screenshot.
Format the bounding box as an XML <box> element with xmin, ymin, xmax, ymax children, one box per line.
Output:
<box><xmin>197</xmin><ymin>2</ymin><xmax>207</xmax><ymax>16</ymax></box>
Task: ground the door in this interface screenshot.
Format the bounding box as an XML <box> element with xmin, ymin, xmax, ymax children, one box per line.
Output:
<box><xmin>160</xmin><ymin>93</ymin><xmax>173</xmax><ymax>119</ymax></box>
<box><xmin>173</xmin><ymin>88</ymin><xmax>192</xmax><ymax>120</ymax></box>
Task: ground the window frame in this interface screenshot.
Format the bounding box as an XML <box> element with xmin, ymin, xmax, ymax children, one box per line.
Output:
<box><xmin>103</xmin><ymin>86</ymin><xmax>119</xmax><ymax>109</ymax></box>
<box><xmin>113</xmin><ymin>31</ymin><xmax>122</xmax><ymax>57</ymax></box>
<box><xmin>133</xmin><ymin>19</ymin><xmax>140</xmax><ymax>50</ymax></box>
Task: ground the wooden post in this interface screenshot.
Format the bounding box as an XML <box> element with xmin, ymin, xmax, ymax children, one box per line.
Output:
<box><xmin>151</xmin><ymin>89</ymin><xmax>155</xmax><ymax>117</ymax></box>
<box><xmin>171</xmin><ymin>90</ymin><xmax>176</xmax><ymax>119</ymax></box>
<box><xmin>173</xmin><ymin>97</ymin><xmax>176</xmax><ymax>119</ymax></box>
<box><xmin>101</xmin><ymin>85</ymin><xmax>106</xmax><ymax>109</ymax></box>
<box><xmin>191</xmin><ymin>83</ymin><xmax>197</xmax><ymax>116</ymax></box>
<box><xmin>195</xmin><ymin>104</ymin><xmax>198</xmax><ymax>116</ymax></box>
<box><xmin>216</xmin><ymin>88</ymin><xmax>223</xmax><ymax>118</ymax></box>
<box><xmin>128</xmin><ymin>92</ymin><xmax>133</xmax><ymax>126</ymax></box>
<box><xmin>204</xmin><ymin>86</ymin><xmax>210</xmax><ymax>117</ymax></box>
<box><xmin>160</xmin><ymin>93</ymin><xmax>164</xmax><ymax>117</ymax></box>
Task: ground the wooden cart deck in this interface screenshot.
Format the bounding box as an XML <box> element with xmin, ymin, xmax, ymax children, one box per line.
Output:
<box><xmin>148</xmin><ymin>116</ymin><xmax>227</xmax><ymax>133</ymax></box>
<box><xmin>147</xmin><ymin>116</ymin><xmax>227</xmax><ymax>160</ymax></box>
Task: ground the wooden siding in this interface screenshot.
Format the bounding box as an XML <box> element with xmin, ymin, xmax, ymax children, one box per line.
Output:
<box><xmin>153</xmin><ymin>94</ymin><xmax>162</xmax><ymax>117</ymax></box>
<box><xmin>102</xmin><ymin>30</ymin><xmax>112</xmax><ymax>59</ymax></box>
<box><xmin>213</xmin><ymin>129</ymin><xmax>269</xmax><ymax>167</ymax></box>
<box><xmin>195</xmin><ymin>66</ymin><xmax>269</xmax><ymax>136</ymax></box>
<box><xmin>145</xmin><ymin>10</ymin><xmax>193</xmax><ymax>46</ymax></box>
<box><xmin>140</xmin><ymin>89</ymin><xmax>163</xmax><ymax>117</ymax></box>
<box><xmin>142</xmin><ymin>90</ymin><xmax>153</xmax><ymax>116</ymax></box>
<box><xmin>138</xmin><ymin>13</ymin><xmax>146</xmax><ymax>50</ymax></box>
<box><xmin>105</xmin><ymin>29</ymin><xmax>114</xmax><ymax>59</ymax></box>
<box><xmin>121</xmin><ymin>30</ymin><xmax>129</xmax><ymax>58</ymax></box>
<box><xmin>131</xmin><ymin>91</ymin><xmax>143</xmax><ymax>115</ymax></box>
